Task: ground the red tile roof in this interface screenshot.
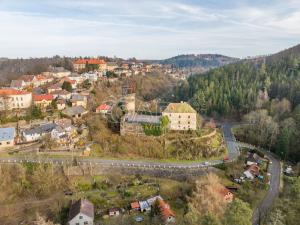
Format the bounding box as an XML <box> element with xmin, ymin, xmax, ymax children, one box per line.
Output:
<box><xmin>0</xmin><ymin>89</ymin><xmax>30</xmax><ymax>96</ymax></box>
<box><xmin>74</xmin><ymin>59</ymin><xmax>106</xmax><ymax>65</ymax></box>
<box><xmin>131</xmin><ymin>202</ymin><xmax>140</xmax><ymax>209</ymax></box>
<box><xmin>33</xmin><ymin>94</ymin><xmax>54</xmax><ymax>101</ymax></box>
<box><xmin>158</xmin><ymin>199</ymin><xmax>175</xmax><ymax>221</ymax></box>
<box><xmin>96</xmin><ymin>104</ymin><xmax>111</xmax><ymax>111</ymax></box>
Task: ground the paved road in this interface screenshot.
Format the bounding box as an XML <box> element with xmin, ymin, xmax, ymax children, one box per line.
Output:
<box><xmin>252</xmin><ymin>151</ymin><xmax>281</xmax><ymax>225</ymax></box>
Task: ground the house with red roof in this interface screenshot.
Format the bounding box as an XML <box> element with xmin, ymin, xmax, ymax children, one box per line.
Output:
<box><xmin>33</xmin><ymin>94</ymin><xmax>54</xmax><ymax>110</ymax></box>
<box><xmin>96</xmin><ymin>104</ymin><xmax>111</xmax><ymax>114</ymax></box>
<box><xmin>0</xmin><ymin>89</ymin><xmax>32</xmax><ymax>111</ymax></box>
<box><xmin>158</xmin><ymin>199</ymin><xmax>175</xmax><ymax>223</ymax></box>
<box><xmin>218</xmin><ymin>187</ymin><xmax>234</xmax><ymax>203</ymax></box>
<box><xmin>73</xmin><ymin>58</ymin><xmax>107</xmax><ymax>72</ymax></box>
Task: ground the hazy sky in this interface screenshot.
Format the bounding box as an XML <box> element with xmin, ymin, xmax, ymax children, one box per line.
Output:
<box><xmin>0</xmin><ymin>0</ymin><xmax>300</xmax><ymax>59</ymax></box>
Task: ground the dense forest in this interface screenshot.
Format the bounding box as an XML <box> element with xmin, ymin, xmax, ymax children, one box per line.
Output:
<box><xmin>159</xmin><ymin>54</ymin><xmax>239</xmax><ymax>69</ymax></box>
<box><xmin>174</xmin><ymin>44</ymin><xmax>300</xmax><ymax>162</ymax></box>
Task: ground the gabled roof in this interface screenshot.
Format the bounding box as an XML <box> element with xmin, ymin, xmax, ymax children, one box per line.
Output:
<box><xmin>158</xmin><ymin>199</ymin><xmax>175</xmax><ymax>220</ymax></box>
<box><xmin>96</xmin><ymin>104</ymin><xmax>111</xmax><ymax>111</ymax></box>
<box><xmin>63</xmin><ymin>106</ymin><xmax>87</xmax><ymax>116</ymax></box>
<box><xmin>33</xmin><ymin>94</ymin><xmax>53</xmax><ymax>101</ymax></box>
<box><xmin>131</xmin><ymin>202</ymin><xmax>140</xmax><ymax>209</ymax></box>
<box><xmin>68</xmin><ymin>199</ymin><xmax>94</xmax><ymax>221</ymax></box>
<box><xmin>163</xmin><ymin>102</ymin><xmax>196</xmax><ymax>113</ymax></box>
<box><xmin>0</xmin><ymin>127</ymin><xmax>15</xmax><ymax>141</ymax></box>
<box><xmin>23</xmin><ymin>123</ymin><xmax>56</xmax><ymax>136</ymax></box>
<box><xmin>0</xmin><ymin>89</ymin><xmax>30</xmax><ymax>96</ymax></box>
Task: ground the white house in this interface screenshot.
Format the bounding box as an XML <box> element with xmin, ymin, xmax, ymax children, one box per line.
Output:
<box><xmin>22</xmin><ymin>123</ymin><xmax>56</xmax><ymax>142</ymax></box>
<box><xmin>0</xmin><ymin>89</ymin><xmax>32</xmax><ymax>111</ymax></box>
<box><xmin>68</xmin><ymin>199</ymin><xmax>94</xmax><ymax>225</ymax></box>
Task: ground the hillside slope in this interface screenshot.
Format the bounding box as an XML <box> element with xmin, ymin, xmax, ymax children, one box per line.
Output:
<box><xmin>160</xmin><ymin>54</ymin><xmax>239</xmax><ymax>69</ymax></box>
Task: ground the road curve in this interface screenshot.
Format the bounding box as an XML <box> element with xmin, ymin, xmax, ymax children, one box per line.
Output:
<box><xmin>252</xmin><ymin>151</ymin><xmax>281</xmax><ymax>225</ymax></box>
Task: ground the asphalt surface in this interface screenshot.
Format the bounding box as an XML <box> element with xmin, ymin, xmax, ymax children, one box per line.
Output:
<box><xmin>252</xmin><ymin>151</ymin><xmax>281</xmax><ymax>225</ymax></box>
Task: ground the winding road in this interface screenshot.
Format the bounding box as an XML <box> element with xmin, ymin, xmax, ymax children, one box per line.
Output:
<box><xmin>0</xmin><ymin>123</ymin><xmax>280</xmax><ymax>224</ymax></box>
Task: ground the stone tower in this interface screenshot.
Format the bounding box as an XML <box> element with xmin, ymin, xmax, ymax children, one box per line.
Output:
<box><xmin>121</xmin><ymin>79</ymin><xmax>136</xmax><ymax>114</ymax></box>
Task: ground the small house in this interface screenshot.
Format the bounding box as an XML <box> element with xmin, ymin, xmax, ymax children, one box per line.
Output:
<box><xmin>158</xmin><ymin>199</ymin><xmax>175</xmax><ymax>223</ymax></box>
<box><xmin>68</xmin><ymin>199</ymin><xmax>94</xmax><ymax>225</ymax></box>
<box><xmin>109</xmin><ymin>208</ymin><xmax>120</xmax><ymax>217</ymax></box>
<box><xmin>0</xmin><ymin>127</ymin><xmax>15</xmax><ymax>149</ymax></box>
<box><xmin>131</xmin><ymin>202</ymin><xmax>140</xmax><ymax>211</ymax></box>
<box><xmin>96</xmin><ymin>104</ymin><xmax>111</xmax><ymax>114</ymax></box>
<box><xmin>139</xmin><ymin>201</ymin><xmax>151</xmax><ymax>212</ymax></box>
<box><xmin>63</xmin><ymin>106</ymin><xmax>88</xmax><ymax>118</ymax></box>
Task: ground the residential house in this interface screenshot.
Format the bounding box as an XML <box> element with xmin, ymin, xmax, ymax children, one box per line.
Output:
<box><xmin>47</xmin><ymin>83</ymin><xmax>62</xmax><ymax>93</ymax></box>
<box><xmin>108</xmin><ymin>208</ymin><xmax>120</xmax><ymax>217</ymax></box>
<box><xmin>63</xmin><ymin>106</ymin><xmax>88</xmax><ymax>118</ymax></box>
<box><xmin>139</xmin><ymin>201</ymin><xmax>151</xmax><ymax>212</ymax></box>
<box><xmin>0</xmin><ymin>127</ymin><xmax>15</xmax><ymax>149</ymax></box>
<box><xmin>158</xmin><ymin>199</ymin><xmax>175</xmax><ymax>223</ymax></box>
<box><xmin>69</xmin><ymin>73</ymin><xmax>85</xmax><ymax>85</ymax></box>
<box><xmin>73</xmin><ymin>59</ymin><xmax>107</xmax><ymax>72</ymax></box>
<box><xmin>70</xmin><ymin>94</ymin><xmax>87</xmax><ymax>108</ymax></box>
<box><xmin>36</xmin><ymin>74</ymin><xmax>53</xmax><ymax>86</ymax></box>
<box><xmin>17</xmin><ymin>75</ymin><xmax>37</xmax><ymax>87</ymax></box>
<box><xmin>218</xmin><ymin>187</ymin><xmax>234</xmax><ymax>202</ymax></box>
<box><xmin>95</xmin><ymin>104</ymin><xmax>111</xmax><ymax>114</ymax></box>
<box><xmin>10</xmin><ymin>80</ymin><xmax>26</xmax><ymax>90</ymax></box>
<box><xmin>57</xmin><ymin>98</ymin><xmax>66</xmax><ymax>110</ymax></box>
<box><xmin>33</xmin><ymin>94</ymin><xmax>54</xmax><ymax>110</ymax></box>
<box><xmin>22</xmin><ymin>123</ymin><xmax>56</xmax><ymax>142</ymax></box>
<box><xmin>247</xmin><ymin>164</ymin><xmax>260</xmax><ymax>176</ymax></box>
<box><xmin>162</xmin><ymin>102</ymin><xmax>197</xmax><ymax>131</ymax></box>
<box><xmin>120</xmin><ymin>114</ymin><xmax>161</xmax><ymax>136</ymax></box>
<box><xmin>130</xmin><ymin>202</ymin><xmax>140</xmax><ymax>211</ymax></box>
<box><xmin>82</xmin><ymin>71</ymin><xmax>102</xmax><ymax>82</ymax></box>
<box><xmin>51</xmin><ymin>125</ymin><xmax>66</xmax><ymax>140</ymax></box>
<box><xmin>68</xmin><ymin>199</ymin><xmax>94</xmax><ymax>225</ymax></box>
<box><xmin>146</xmin><ymin>196</ymin><xmax>162</xmax><ymax>206</ymax></box>
<box><xmin>49</xmin><ymin>66</ymin><xmax>71</xmax><ymax>78</ymax></box>
<box><xmin>51</xmin><ymin>90</ymin><xmax>72</xmax><ymax>100</ymax></box>
<box><xmin>0</xmin><ymin>89</ymin><xmax>32</xmax><ymax>111</ymax></box>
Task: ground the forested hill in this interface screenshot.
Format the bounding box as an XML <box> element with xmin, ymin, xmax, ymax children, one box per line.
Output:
<box><xmin>183</xmin><ymin>44</ymin><xmax>300</xmax><ymax>162</ymax></box>
<box><xmin>266</xmin><ymin>43</ymin><xmax>300</xmax><ymax>63</ymax></box>
<box><xmin>159</xmin><ymin>54</ymin><xmax>239</xmax><ymax>69</ymax></box>
<box><xmin>185</xmin><ymin>47</ymin><xmax>300</xmax><ymax>116</ymax></box>
<box><xmin>0</xmin><ymin>56</ymin><xmax>73</xmax><ymax>85</ymax></box>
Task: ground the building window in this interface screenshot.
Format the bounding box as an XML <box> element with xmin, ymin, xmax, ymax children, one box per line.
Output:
<box><xmin>84</xmin><ymin>222</ymin><xmax>88</xmax><ymax>225</ymax></box>
<box><xmin>188</xmin><ymin>121</ymin><xmax>190</xmax><ymax>124</ymax></box>
<box><xmin>79</xmin><ymin>216</ymin><xmax>83</xmax><ymax>219</ymax></box>
<box><xmin>76</xmin><ymin>223</ymin><xmax>79</xmax><ymax>225</ymax></box>
<box><xmin>178</xmin><ymin>115</ymin><xmax>181</xmax><ymax>118</ymax></box>
<box><xmin>178</xmin><ymin>121</ymin><xmax>180</xmax><ymax>124</ymax></box>
<box><xmin>188</xmin><ymin>115</ymin><xmax>190</xmax><ymax>118</ymax></box>
<box><xmin>7</xmin><ymin>142</ymin><xmax>10</xmax><ymax>144</ymax></box>
<box><xmin>21</xmin><ymin>97</ymin><xmax>23</xmax><ymax>100</ymax></box>
<box><xmin>0</xmin><ymin>142</ymin><xmax>2</xmax><ymax>145</ymax></box>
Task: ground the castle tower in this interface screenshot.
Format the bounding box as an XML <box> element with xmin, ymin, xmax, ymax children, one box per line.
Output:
<box><xmin>121</xmin><ymin>79</ymin><xmax>136</xmax><ymax>114</ymax></box>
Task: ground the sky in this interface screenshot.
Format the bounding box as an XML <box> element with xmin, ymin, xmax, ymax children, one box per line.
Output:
<box><xmin>0</xmin><ymin>0</ymin><xmax>300</xmax><ymax>59</ymax></box>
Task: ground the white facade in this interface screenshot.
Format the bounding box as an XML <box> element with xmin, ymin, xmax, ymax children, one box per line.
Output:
<box><xmin>0</xmin><ymin>91</ymin><xmax>32</xmax><ymax>111</ymax></box>
<box><xmin>68</xmin><ymin>213</ymin><xmax>93</xmax><ymax>225</ymax></box>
